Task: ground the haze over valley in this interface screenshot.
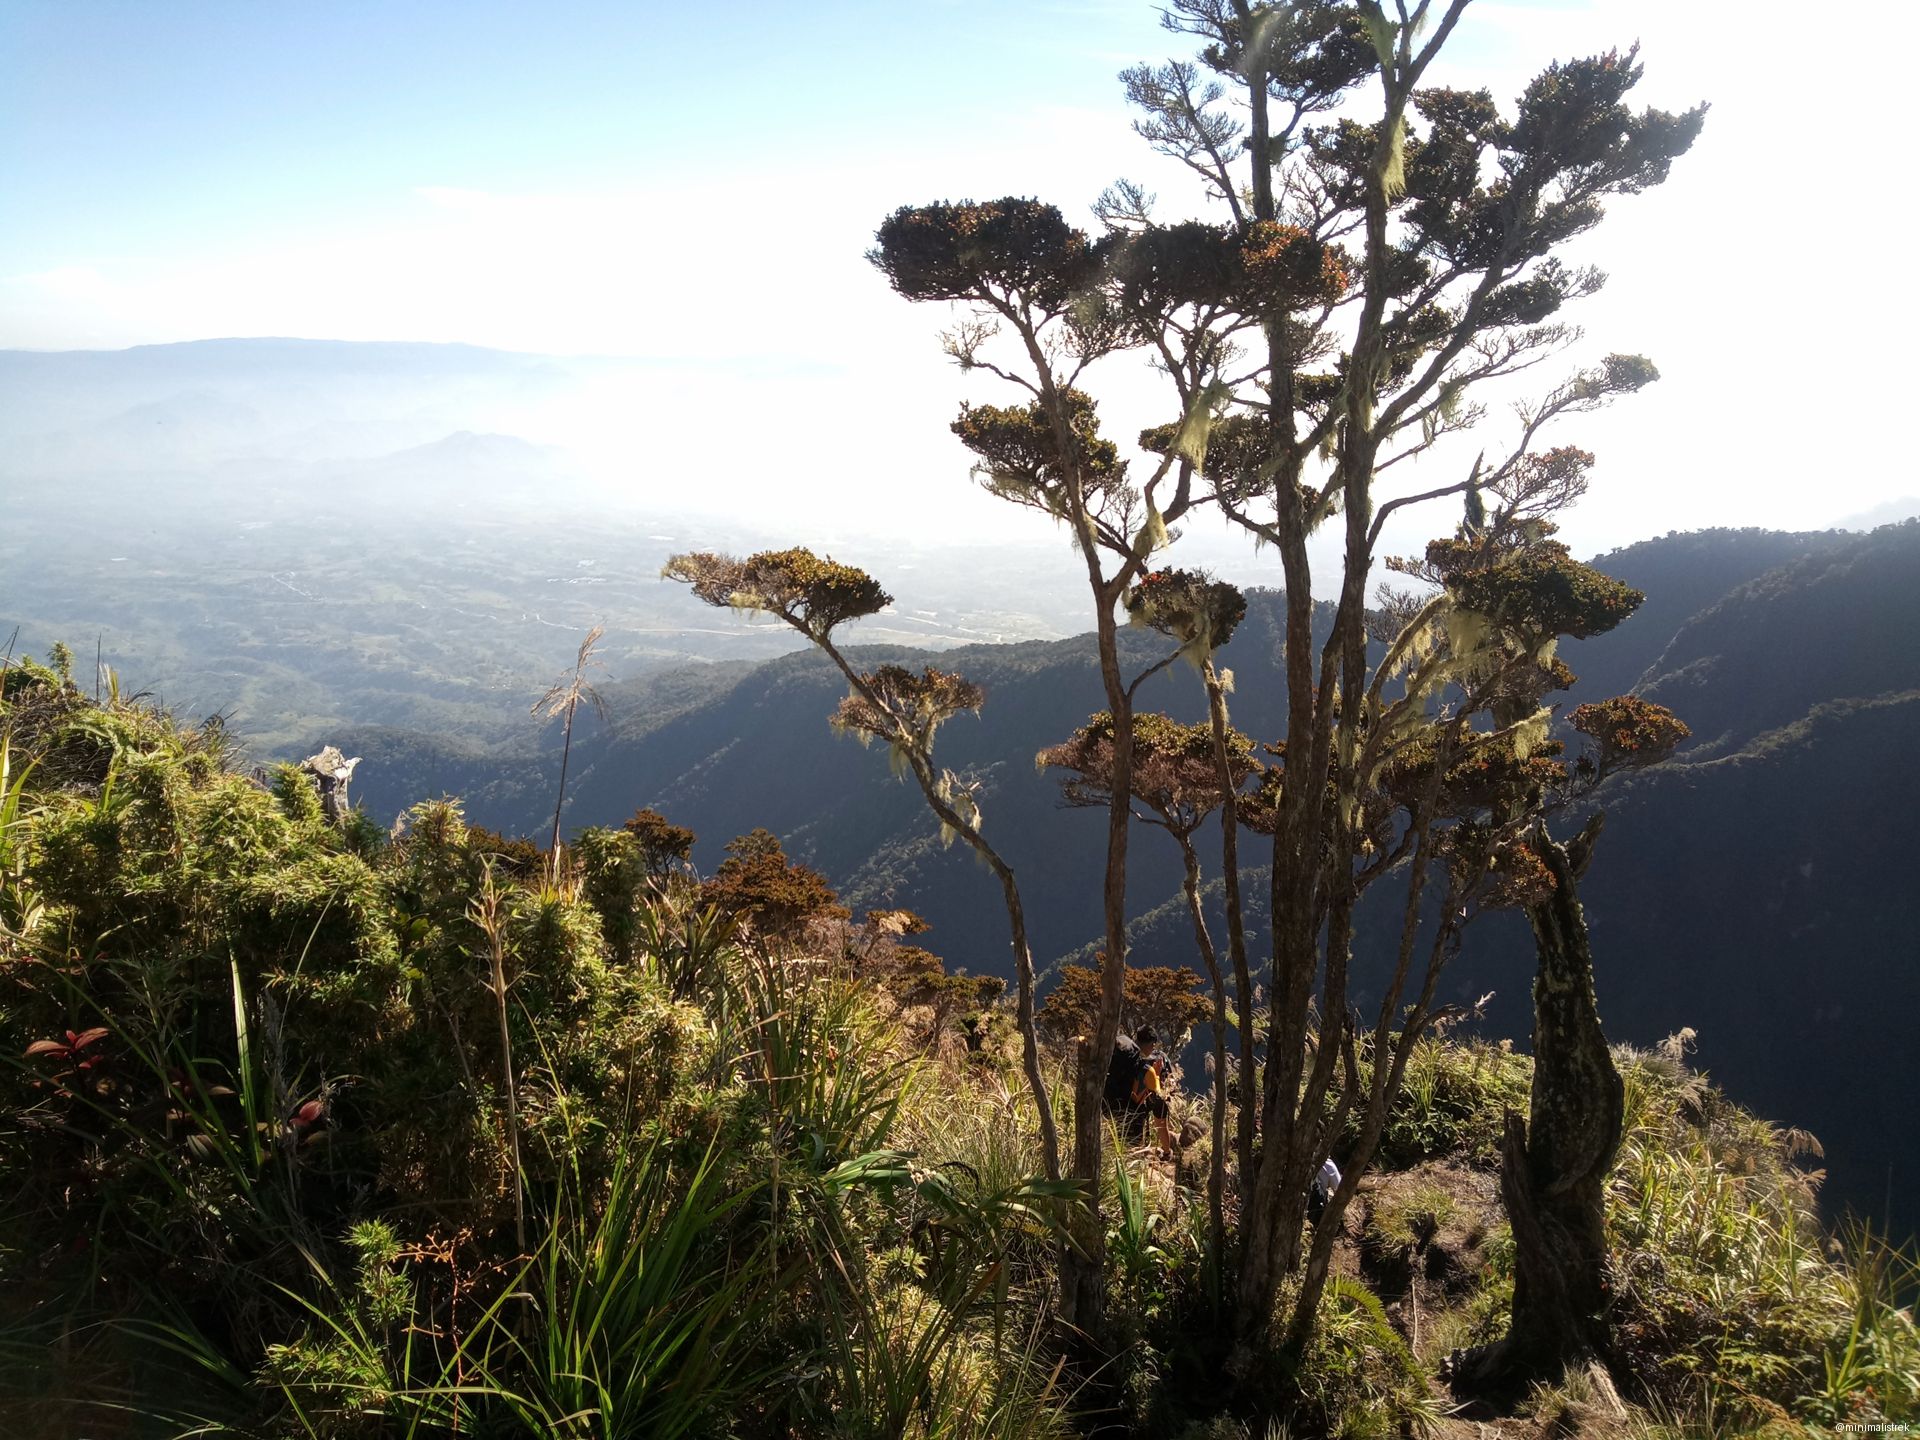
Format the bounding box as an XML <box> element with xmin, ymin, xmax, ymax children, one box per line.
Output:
<box><xmin>1</xmin><ymin>338</ymin><xmax>1174</xmax><ymax>752</ymax></box>
<box><xmin>5</xmin><ymin>340</ymin><xmax>1912</xmax><ymax>1237</ymax></box>
<box><xmin>8</xmin><ymin>2</ymin><xmax>1920</xmax><ymax>1429</ymax></box>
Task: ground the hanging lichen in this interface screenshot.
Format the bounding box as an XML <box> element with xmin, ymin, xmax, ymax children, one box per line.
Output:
<box><xmin>1381</xmin><ymin>111</ymin><xmax>1408</xmax><ymax>202</ymax></box>
<box><xmin>1511</xmin><ymin>707</ymin><xmax>1551</xmax><ymax>762</ymax></box>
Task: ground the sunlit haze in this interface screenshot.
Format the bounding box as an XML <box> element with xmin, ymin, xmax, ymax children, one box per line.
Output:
<box><xmin>4</xmin><ymin>0</ymin><xmax>1914</xmax><ymax>561</ymax></box>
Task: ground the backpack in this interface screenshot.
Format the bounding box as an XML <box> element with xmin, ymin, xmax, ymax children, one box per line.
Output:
<box><xmin>1104</xmin><ymin>1034</ymin><xmax>1147</xmax><ymax>1109</ymax></box>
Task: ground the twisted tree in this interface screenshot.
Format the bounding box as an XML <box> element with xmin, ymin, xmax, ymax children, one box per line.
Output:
<box><xmin>661</xmin><ymin>548</ymin><xmax>1063</xmax><ymax>1184</ymax></box>
<box><xmin>1449</xmin><ymin>694</ymin><xmax>1691</xmax><ymax>1393</ymax></box>
<box><xmin>1038</xmin><ymin>705</ymin><xmax>1265</xmax><ymax>1297</ymax></box>
<box><xmin>868</xmin><ymin>3</ymin><xmax>1702</xmax><ymax>1353</ymax></box>
<box><xmin>673</xmin><ymin>0</ymin><xmax>1702</xmax><ymax>1367</ymax></box>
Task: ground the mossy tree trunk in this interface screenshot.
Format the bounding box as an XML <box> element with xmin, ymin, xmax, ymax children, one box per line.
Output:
<box><xmin>1177</xmin><ymin>834</ymin><xmax>1230</xmax><ymax>1314</ymax></box>
<box><xmin>1457</xmin><ymin>816</ymin><xmax>1623</xmax><ymax>1393</ymax></box>
<box><xmin>1202</xmin><ymin>661</ymin><xmax>1257</xmax><ymax>1192</ymax></box>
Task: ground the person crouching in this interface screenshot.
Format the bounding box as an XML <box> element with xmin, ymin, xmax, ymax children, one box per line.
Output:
<box><xmin>1103</xmin><ymin>1026</ymin><xmax>1175</xmax><ymax>1159</ymax></box>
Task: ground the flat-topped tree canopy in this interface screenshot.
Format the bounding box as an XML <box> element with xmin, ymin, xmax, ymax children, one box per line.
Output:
<box><xmin>1039</xmin><ymin>710</ymin><xmax>1261</xmax><ymax>835</ymax></box>
<box><xmin>1449</xmin><ymin>542</ymin><xmax>1644</xmax><ymax>644</ymax></box>
<box><xmin>1124</xmin><ymin>567</ymin><xmax>1248</xmax><ymax>658</ymax></box>
<box><xmin>951</xmin><ymin>389</ymin><xmax>1130</xmax><ymax>517</ymax></box>
<box><xmin>663</xmin><ymin>548</ymin><xmax>891</xmax><ymax>642</ymax></box>
<box><xmin>1107</xmin><ymin>219</ymin><xmax>1351</xmax><ymax>321</ymax></box>
<box><xmin>1570</xmin><ymin>695</ymin><xmax>1691</xmax><ymax>780</ymax></box>
<box><xmin>1107</xmin><ymin>220</ymin><xmax>1247</xmax><ymax>317</ymax></box>
<box><xmin>870</xmin><ymin>198</ymin><xmax>1106</xmax><ymax>312</ymax></box>
<box><xmin>1238</xmin><ymin>220</ymin><xmax>1353</xmax><ymax>315</ymax></box>
<box><xmin>833</xmin><ymin>664</ymin><xmax>984</xmax><ymax>759</ymax></box>
<box><xmin>1377</xmin><ymin>731</ymin><xmax>1569</xmax><ymax>822</ymax></box>
<box><xmin>1036</xmin><ymin>961</ymin><xmax>1212</xmax><ymax>1049</ymax></box>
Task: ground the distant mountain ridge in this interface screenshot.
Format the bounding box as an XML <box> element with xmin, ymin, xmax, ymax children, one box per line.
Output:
<box><xmin>1635</xmin><ymin>523</ymin><xmax>1920</xmax><ymax>753</ymax></box>
<box><xmin>0</xmin><ymin>337</ymin><xmax>580</xmax><ymax>475</ymax></box>
<box><xmin>1834</xmin><ymin>495</ymin><xmax>1920</xmax><ymax>530</ymax></box>
<box><xmin>1558</xmin><ymin>528</ymin><xmax>1855</xmax><ymax>705</ymax></box>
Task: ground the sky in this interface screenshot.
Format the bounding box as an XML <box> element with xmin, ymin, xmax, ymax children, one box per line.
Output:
<box><xmin>3</xmin><ymin>0</ymin><xmax>1916</xmax><ymax>559</ymax></box>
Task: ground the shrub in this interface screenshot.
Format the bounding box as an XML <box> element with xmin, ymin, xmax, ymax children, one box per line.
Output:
<box><xmin>1608</xmin><ymin>1048</ymin><xmax>1920</xmax><ymax>1429</ymax></box>
<box><xmin>1289</xmin><ymin>1275</ymin><xmax>1437</xmax><ymax>1438</ymax></box>
<box><xmin>1367</xmin><ymin>1036</ymin><xmax>1533</xmax><ymax>1168</ymax></box>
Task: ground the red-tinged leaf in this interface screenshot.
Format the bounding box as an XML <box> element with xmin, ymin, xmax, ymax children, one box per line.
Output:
<box><xmin>70</xmin><ymin>1028</ymin><xmax>109</xmax><ymax>1050</ymax></box>
<box><xmin>25</xmin><ymin>1040</ymin><xmax>69</xmax><ymax>1058</ymax></box>
<box><xmin>295</xmin><ymin>1100</ymin><xmax>324</xmax><ymax>1126</ymax></box>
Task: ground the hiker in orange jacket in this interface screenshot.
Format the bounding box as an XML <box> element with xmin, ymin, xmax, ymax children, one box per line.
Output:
<box><xmin>1128</xmin><ymin>1028</ymin><xmax>1176</xmax><ymax>1158</ymax></box>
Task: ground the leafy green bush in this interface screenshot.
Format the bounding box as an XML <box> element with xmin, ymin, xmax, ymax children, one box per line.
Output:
<box><xmin>1366</xmin><ymin>1037</ymin><xmax>1533</xmax><ymax>1168</ymax></box>
<box><xmin>6</xmin><ymin>667</ymin><xmax>1910</xmax><ymax>1439</ymax></box>
<box><xmin>1289</xmin><ymin>1275</ymin><xmax>1436</xmax><ymax>1439</ymax></box>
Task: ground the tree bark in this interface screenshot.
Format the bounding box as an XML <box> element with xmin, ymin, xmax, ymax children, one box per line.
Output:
<box><xmin>988</xmin><ymin>850</ymin><xmax>1062</xmax><ymax>1183</ymax></box>
<box><xmin>1453</xmin><ymin>819</ymin><xmax>1624</xmax><ymax>1395</ymax></box>
<box><xmin>1179</xmin><ymin>837</ymin><xmax>1229</xmax><ymax>1312</ymax></box>
<box><xmin>1203</xmin><ymin>666</ymin><xmax>1257</xmax><ymax>1194</ymax></box>
<box><xmin>1063</xmin><ymin>598</ymin><xmax>1134</xmax><ymax>1346</ymax></box>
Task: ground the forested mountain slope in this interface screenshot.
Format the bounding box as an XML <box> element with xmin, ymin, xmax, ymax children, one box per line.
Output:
<box><xmin>1077</xmin><ymin>524</ymin><xmax>1920</xmax><ymax>1231</ymax></box>
<box><xmin>1557</xmin><ymin>527</ymin><xmax>1853</xmax><ymax>706</ymax></box>
<box><xmin>560</xmin><ymin>604</ymin><xmax>1307</xmax><ymax>962</ymax></box>
<box><xmin>1571</xmin><ymin>685</ymin><xmax>1920</xmax><ymax>1235</ymax></box>
<box><xmin>335</xmin><ymin>524</ymin><xmax>1920</xmax><ymax>1230</ymax></box>
<box><xmin>1634</xmin><ymin>522</ymin><xmax>1920</xmax><ymax>752</ymax></box>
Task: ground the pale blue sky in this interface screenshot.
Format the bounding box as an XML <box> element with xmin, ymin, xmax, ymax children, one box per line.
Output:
<box><xmin>3</xmin><ymin>1</ymin><xmax>1914</xmax><ymax>549</ymax></box>
<box><xmin>1</xmin><ymin>0</ymin><xmax>1177</xmax><ymax>307</ymax></box>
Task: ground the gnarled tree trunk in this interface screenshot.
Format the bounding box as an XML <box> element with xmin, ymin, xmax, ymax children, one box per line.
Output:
<box><xmin>1455</xmin><ymin>816</ymin><xmax>1624</xmax><ymax>1396</ymax></box>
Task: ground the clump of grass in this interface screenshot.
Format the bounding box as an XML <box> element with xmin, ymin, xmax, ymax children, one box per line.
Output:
<box><xmin>1365</xmin><ymin>1182</ymin><xmax>1461</xmax><ymax>1258</ymax></box>
<box><xmin>1365</xmin><ymin>1037</ymin><xmax>1533</xmax><ymax>1168</ymax></box>
<box><xmin>1608</xmin><ymin>1046</ymin><xmax>1920</xmax><ymax>1430</ymax></box>
<box><xmin>1173</xmin><ymin>1420</ymin><xmax>1293</xmax><ymax>1440</ymax></box>
<box><xmin>1421</xmin><ymin>1218</ymin><xmax>1513</xmax><ymax>1360</ymax></box>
